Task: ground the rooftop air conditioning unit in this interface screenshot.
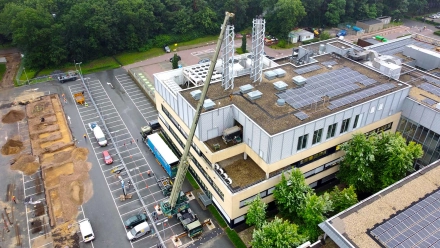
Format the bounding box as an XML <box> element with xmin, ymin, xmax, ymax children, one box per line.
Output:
<box><xmin>222</xmin><ymin>173</ymin><xmax>229</xmax><ymax>180</ymax></box>
<box><xmin>225</xmin><ymin>178</ymin><xmax>232</xmax><ymax>185</ymax></box>
<box><xmin>217</xmin><ymin>168</ymin><xmax>224</xmax><ymax>175</ymax></box>
<box><xmin>214</xmin><ymin>163</ymin><xmax>220</xmax><ymax>170</ymax></box>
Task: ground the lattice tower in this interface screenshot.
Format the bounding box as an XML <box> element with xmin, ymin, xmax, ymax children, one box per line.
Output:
<box><xmin>221</xmin><ymin>25</ymin><xmax>235</xmax><ymax>90</ymax></box>
<box><xmin>250</xmin><ymin>17</ymin><xmax>265</xmax><ymax>83</ymax></box>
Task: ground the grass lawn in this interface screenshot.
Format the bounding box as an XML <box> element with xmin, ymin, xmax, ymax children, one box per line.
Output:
<box><xmin>208</xmin><ymin>205</ymin><xmax>227</xmax><ymax>228</ymax></box>
<box><xmin>115</xmin><ymin>48</ymin><xmax>164</xmax><ymax>66</ymax></box>
<box><xmin>19</xmin><ymin>69</ymin><xmax>38</xmax><ymax>81</ymax></box>
<box><xmin>186</xmin><ymin>172</ymin><xmax>200</xmax><ymax>190</ymax></box>
<box><xmin>226</xmin><ymin>227</ymin><xmax>247</xmax><ymax>248</ymax></box>
<box><xmin>0</xmin><ymin>64</ymin><xmax>6</xmax><ymax>82</ymax></box>
<box><xmin>235</xmin><ymin>48</ymin><xmax>249</xmax><ymax>54</ymax></box>
<box><xmin>177</xmin><ymin>35</ymin><xmax>218</xmax><ymax>46</ymax></box>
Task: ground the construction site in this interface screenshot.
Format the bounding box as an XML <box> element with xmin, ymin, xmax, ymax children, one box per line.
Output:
<box><xmin>0</xmin><ymin>91</ymin><xmax>93</xmax><ymax>248</ymax></box>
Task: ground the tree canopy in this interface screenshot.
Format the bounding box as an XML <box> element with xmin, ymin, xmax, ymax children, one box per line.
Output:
<box><xmin>251</xmin><ymin>217</ymin><xmax>307</xmax><ymax>248</ymax></box>
<box><xmin>338</xmin><ymin>132</ymin><xmax>423</xmax><ymax>193</ymax></box>
<box><xmin>245</xmin><ymin>195</ymin><xmax>267</xmax><ymax>229</ymax></box>
<box><xmin>1</xmin><ymin>0</ymin><xmax>439</xmax><ymax>69</ymax></box>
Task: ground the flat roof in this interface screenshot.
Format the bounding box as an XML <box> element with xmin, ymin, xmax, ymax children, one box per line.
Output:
<box><xmin>358</xmin><ymin>19</ymin><xmax>383</xmax><ymax>25</ymax></box>
<box><xmin>180</xmin><ymin>53</ymin><xmax>407</xmax><ymax>135</ymax></box>
<box><xmin>320</xmin><ymin>159</ymin><xmax>440</xmax><ymax>248</ymax></box>
<box><xmin>369</xmin><ymin>36</ymin><xmax>435</xmax><ymax>56</ymax></box>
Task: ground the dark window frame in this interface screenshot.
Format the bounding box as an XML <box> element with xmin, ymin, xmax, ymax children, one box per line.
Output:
<box><xmin>312</xmin><ymin>128</ymin><xmax>323</xmax><ymax>145</ymax></box>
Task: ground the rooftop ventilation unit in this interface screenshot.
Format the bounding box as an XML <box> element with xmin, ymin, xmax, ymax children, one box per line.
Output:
<box><xmin>277</xmin><ymin>99</ymin><xmax>286</xmax><ymax>106</ymax></box>
<box><xmin>203</xmin><ymin>99</ymin><xmax>216</xmax><ymax>110</ymax></box>
<box><xmin>292</xmin><ymin>75</ymin><xmax>307</xmax><ymax>86</ymax></box>
<box><xmin>248</xmin><ymin>90</ymin><xmax>263</xmax><ymax>100</ymax></box>
<box><xmin>190</xmin><ymin>89</ymin><xmax>202</xmax><ymax>100</ymax></box>
<box><xmin>273</xmin><ymin>81</ymin><xmax>288</xmax><ymax>91</ymax></box>
<box><xmin>264</xmin><ymin>70</ymin><xmax>277</xmax><ymax>80</ymax></box>
<box><xmin>273</xmin><ymin>68</ymin><xmax>286</xmax><ymax>78</ymax></box>
<box><xmin>239</xmin><ymin>84</ymin><xmax>254</xmax><ymax>94</ymax></box>
<box><xmin>225</xmin><ymin>178</ymin><xmax>232</xmax><ymax>185</ymax></box>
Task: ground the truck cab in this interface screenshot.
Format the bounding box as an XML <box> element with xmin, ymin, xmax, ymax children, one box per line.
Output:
<box><xmin>177</xmin><ymin>208</ymin><xmax>203</xmax><ymax>238</ymax></box>
<box><xmin>140</xmin><ymin>119</ymin><xmax>161</xmax><ymax>142</ymax></box>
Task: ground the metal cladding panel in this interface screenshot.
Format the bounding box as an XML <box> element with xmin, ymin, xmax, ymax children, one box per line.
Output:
<box><xmin>260</xmin><ymin>131</ymin><xmax>270</xmax><ymax>162</ymax></box>
<box><xmin>408</xmin><ymin>101</ymin><xmax>424</xmax><ymax>123</ymax></box>
<box><xmin>177</xmin><ymin>95</ymin><xmax>183</xmax><ymax>117</ymax></box>
<box><xmin>245</xmin><ymin>118</ymin><xmax>253</xmax><ymax>146</ymax></box>
<box><xmin>200</xmin><ymin>114</ymin><xmax>213</xmax><ymax>141</ymax></box>
<box><xmin>364</xmin><ymin>101</ymin><xmax>375</xmax><ymax>125</ymax></box>
<box><xmin>392</xmin><ymin>90</ymin><xmax>405</xmax><ymax>113</ymax></box>
<box><xmin>334</xmin><ymin>112</ymin><xmax>344</xmax><ymax>124</ymax></box>
<box><xmin>281</xmin><ymin>130</ymin><xmax>294</xmax><ymax>159</ymax></box>
<box><xmin>383</xmin><ymin>95</ymin><xmax>394</xmax><ymax>117</ymax></box>
<box><xmin>252</xmin><ymin>123</ymin><xmax>261</xmax><ymax>152</ymax></box>
<box><xmin>304</xmin><ymin>123</ymin><xmax>315</xmax><ymax>147</ymax></box>
<box><xmin>225</xmin><ymin>107</ymin><xmax>235</xmax><ymax>128</ymax></box>
<box><xmin>324</xmin><ymin>115</ymin><xmax>336</xmax><ymax>139</ymax></box>
<box><xmin>343</xmin><ymin>108</ymin><xmax>354</xmax><ymax>119</ymax></box>
<box><xmin>419</xmin><ymin>106</ymin><xmax>436</xmax><ymax>128</ymax></box>
<box><xmin>314</xmin><ymin>119</ymin><xmax>325</xmax><ymax>130</ymax></box>
<box><xmin>270</xmin><ymin>134</ymin><xmax>284</xmax><ymax>163</ymax></box>
<box><xmin>183</xmin><ymin>101</ymin><xmax>188</xmax><ymax>126</ymax></box>
<box><xmin>292</xmin><ymin>126</ymin><xmax>305</xmax><ymax>154</ymax></box>
<box><xmin>401</xmin><ymin>98</ymin><xmax>413</xmax><ymax>117</ymax></box>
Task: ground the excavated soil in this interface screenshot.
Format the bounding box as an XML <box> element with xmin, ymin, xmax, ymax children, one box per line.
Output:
<box><xmin>44</xmin><ymin>163</ymin><xmax>74</xmax><ymax>188</ymax></box>
<box><xmin>51</xmin><ymin>220</ymin><xmax>80</xmax><ymax>248</ymax></box>
<box><xmin>1</xmin><ymin>138</ymin><xmax>23</xmax><ymax>155</ymax></box>
<box><xmin>1</xmin><ymin>109</ymin><xmax>25</xmax><ymax>123</ymax></box>
<box><xmin>10</xmin><ymin>154</ymin><xmax>40</xmax><ymax>175</ymax></box>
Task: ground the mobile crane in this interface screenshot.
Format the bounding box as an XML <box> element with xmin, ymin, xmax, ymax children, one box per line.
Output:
<box><xmin>159</xmin><ymin>12</ymin><xmax>235</xmax><ymax>221</ymax></box>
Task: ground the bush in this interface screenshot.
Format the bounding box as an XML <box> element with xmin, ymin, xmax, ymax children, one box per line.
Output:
<box><xmin>302</xmin><ymin>38</ymin><xmax>320</xmax><ymax>45</ymax></box>
<box><xmin>435</xmin><ymin>31</ymin><xmax>440</xmax><ymax>36</ymax></box>
<box><xmin>415</xmin><ymin>17</ymin><xmax>437</xmax><ymax>26</ymax></box>
<box><xmin>278</xmin><ymin>40</ymin><xmax>287</xmax><ymax>48</ymax></box>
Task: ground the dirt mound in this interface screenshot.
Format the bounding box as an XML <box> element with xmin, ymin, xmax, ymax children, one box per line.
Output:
<box><xmin>69</xmin><ymin>181</ymin><xmax>83</xmax><ymax>205</ymax></box>
<box><xmin>72</xmin><ymin>148</ymin><xmax>88</xmax><ymax>161</ymax></box>
<box><xmin>51</xmin><ymin>220</ymin><xmax>80</xmax><ymax>248</ymax></box>
<box><xmin>1</xmin><ymin>139</ymin><xmax>23</xmax><ymax>155</ymax></box>
<box><xmin>53</xmin><ymin>151</ymin><xmax>71</xmax><ymax>164</ymax></box>
<box><xmin>2</xmin><ymin>109</ymin><xmax>25</xmax><ymax>123</ymax></box>
<box><xmin>11</xmin><ymin>154</ymin><xmax>40</xmax><ymax>175</ymax></box>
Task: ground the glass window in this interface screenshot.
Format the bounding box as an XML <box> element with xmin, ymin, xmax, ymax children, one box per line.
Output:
<box><xmin>353</xmin><ymin>114</ymin><xmax>363</xmax><ymax>129</ymax></box>
<box><xmin>340</xmin><ymin>118</ymin><xmax>350</xmax><ymax>133</ymax></box>
<box><xmin>297</xmin><ymin>134</ymin><xmax>308</xmax><ymax>151</ymax></box>
<box><xmin>312</xmin><ymin>128</ymin><xmax>323</xmax><ymax>145</ymax></box>
<box><xmin>267</xmin><ymin>187</ymin><xmax>275</xmax><ymax>195</ymax></box>
<box><xmin>326</xmin><ymin>123</ymin><xmax>337</xmax><ymax>139</ymax></box>
<box><xmin>260</xmin><ymin>191</ymin><xmax>267</xmax><ymax>198</ymax></box>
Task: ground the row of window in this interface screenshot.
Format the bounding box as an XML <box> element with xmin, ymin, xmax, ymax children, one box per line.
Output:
<box><xmin>269</xmin><ymin>121</ymin><xmax>393</xmax><ymax>178</ymax></box>
<box><xmin>296</xmin><ymin>114</ymin><xmax>364</xmax><ymax>151</ymax></box>
<box><xmin>239</xmin><ymin>186</ymin><xmax>276</xmax><ymax>208</ymax></box>
<box><xmin>303</xmin><ymin>157</ymin><xmax>341</xmax><ymax>179</ymax></box>
<box><xmin>161</xmin><ymin>105</ymin><xmax>225</xmax><ymax>200</ymax></box>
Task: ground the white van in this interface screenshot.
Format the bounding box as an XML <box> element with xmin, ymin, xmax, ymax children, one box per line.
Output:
<box><xmin>79</xmin><ymin>218</ymin><xmax>95</xmax><ymax>242</ymax></box>
<box><xmin>93</xmin><ymin>125</ymin><xmax>107</xmax><ymax>146</ymax></box>
<box><xmin>88</xmin><ymin>122</ymin><xmax>107</xmax><ymax>146</ymax></box>
<box><xmin>126</xmin><ymin>222</ymin><xmax>151</xmax><ymax>241</ymax></box>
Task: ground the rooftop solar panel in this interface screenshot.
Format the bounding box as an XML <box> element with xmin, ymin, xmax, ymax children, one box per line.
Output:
<box><xmin>321</xmin><ymin>60</ymin><xmax>338</xmax><ymax>66</ymax></box>
<box><xmin>370</xmin><ymin>189</ymin><xmax>440</xmax><ymax>248</ymax></box>
<box><xmin>422</xmin><ymin>98</ymin><xmax>437</xmax><ymax>106</ymax></box>
<box><xmin>294</xmin><ymin>64</ymin><xmax>322</xmax><ymax>74</ymax></box>
<box><xmin>294</xmin><ymin>111</ymin><xmax>309</xmax><ymax>121</ymax></box>
<box><xmin>419</xmin><ymin>83</ymin><xmax>440</xmax><ymax>97</ymax></box>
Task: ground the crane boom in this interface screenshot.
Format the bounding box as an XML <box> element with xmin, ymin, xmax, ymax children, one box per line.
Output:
<box><xmin>168</xmin><ymin>12</ymin><xmax>235</xmax><ymax>209</ymax></box>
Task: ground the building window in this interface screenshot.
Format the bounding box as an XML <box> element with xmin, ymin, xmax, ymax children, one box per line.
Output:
<box><xmin>340</xmin><ymin>118</ymin><xmax>350</xmax><ymax>133</ymax></box>
<box><xmin>267</xmin><ymin>187</ymin><xmax>275</xmax><ymax>195</ymax></box>
<box><xmin>240</xmin><ymin>195</ymin><xmax>258</xmax><ymax>208</ymax></box>
<box><xmin>297</xmin><ymin>134</ymin><xmax>308</xmax><ymax>151</ymax></box>
<box><xmin>370</xmin><ymin>106</ymin><xmax>376</xmax><ymax>113</ymax></box>
<box><xmin>312</xmin><ymin>129</ymin><xmax>323</xmax><ymax>145</ymax></box>
<box><xmin>353</xmin><ymin>114</ymin><xmax>363</xmax><ymax>129</ymax></box>
<box><xmin>326</xmin><ymin>123</ymin><xmax>337</xmax><ymax>139</ymax></box>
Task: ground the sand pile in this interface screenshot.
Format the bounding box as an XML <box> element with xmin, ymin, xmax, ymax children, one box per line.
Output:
<box><xmin>72</xmin><ymin>148</ymin><xmax>88</xmax><ymax>161</ymax></box>
<box><xmin>2</xmin><ymin>109</ymin><xmax>25</xmax><ymax>123</ymax></box>
<box><xmin>11</xmin><ymin>154</ymin><xmax>40</xmax><ymax>175</ymax></box>
<box><xmin>1</xmin><ymin>139</ymin><xmax>23</xmax><ymax>155</ymax></box>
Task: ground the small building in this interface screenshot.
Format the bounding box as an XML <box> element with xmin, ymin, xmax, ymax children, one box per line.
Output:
<box><xmin>377</xmin><ymin>16</ymin><xmax>391</xmax><ymax>24</ymax></box>
<box><xmin>288</xmin><ymin>29</ymin><xmax>314</xmax><ymax>43</ymax></box>
<box><xmin>356</xmin><ymin>19</ymin><xmax>384</xmax><ymax>33</ymax></box>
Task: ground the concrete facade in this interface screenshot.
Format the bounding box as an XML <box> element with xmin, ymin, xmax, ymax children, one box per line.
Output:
<box><xmin>356</xmin><ymin>19</ymin><xmax>384</xmax><ymax>33</ymax></box>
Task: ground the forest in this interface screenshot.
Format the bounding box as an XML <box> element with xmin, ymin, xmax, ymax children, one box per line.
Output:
<box><xmin>1</xmin><ymin>0</ymin><xmax>439</xmax><ymax>69</ymax></box>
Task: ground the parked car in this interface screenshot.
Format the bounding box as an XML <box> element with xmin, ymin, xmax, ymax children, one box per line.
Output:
<box><xmin>124</xmin><ymin>213</ymin><xmax>148</xmax><ymax>229</ymax></box>
<box><xmin>126</xmin><ymin>222</ymin><xmax>151</xmax><ymax>241</ymax></box>
<box><xmin>169</xmin><ymin>55</ymin><xmax>181</xmax><ymax>62</ymax></box>
<box><xmin>436</xmin><ymin>25</ymin><xmax>440</xmax><ymax>29</ymax></box>
<box><xmin>164</xmin><ymin>45</ymin><xmax>170</xmax><ymax>53</ymax></box>
<box><xmin>198</xmin><ymin>58</ymin><xmax>210</xmax><ymax>64</ymax></box>
<box><xmin>102</xmin><ymin>150</ymin><xmax>113</xmax><ymax>164</ymax></box>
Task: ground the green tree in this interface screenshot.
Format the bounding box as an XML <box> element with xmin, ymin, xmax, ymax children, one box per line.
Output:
<box><xmin>325</xmin><ymin>0</ymin><xmax>346</xmax><ymax>26</ymax></box>
<box><xmin>241</xmin><ymin>34</ymin><xmax>247</xmax><ymax>53</ymax></box>
<box><xmin>338</xmin><ymin>133</ymin><xmax>377</xmax><ymax>192</ymax></box>
<box><xmin>328</xmin><ymin>185</ymin><xmax>358</xmax><ymax>214</ymax></box>
<box><xmin>251</xmin><ymin>217</ymin><xmax>307</xmax><ymax>248</ymax></box>
<box><xmin>374</xmin><ymin>132</ymin><xmax>423</xmax><ymax>190</ymax></box>
<box><xmin>273</xmin><ymin>170</ymin><xmax>312</xmax><ymax>220</ymax></box>
<box><xmin>339</xmin><ymin>132</ymin><xmax>423</xmax><ymax>193</ymax></box>
<box><xmin>246</xmin><ymin>195</ymin><xmax>267</xmax><ymax>228</ymax></box>
<box><xmin>319</xmin><ymin>31</ymin><xmax>331</xmax><ymax>40</ymax></box>
<box><xmin>299</xmin><ymin>193</ymin><xmax>329</xmax><ymax>240</ymax></box>
<box><xmin>172</xmin><ymin>53</ymin><xmax>179</xmax><ymax>69</ymax></box>
<box><xmin>265</xmin><ymin>0</ymin><xmax>306</xmax><ymax>38</ymax></box>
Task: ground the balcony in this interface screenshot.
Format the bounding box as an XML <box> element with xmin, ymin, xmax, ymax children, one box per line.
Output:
<box><xmin>204</xmin><ymin>136</ymin><xmax>242</xmax><ymax>152</ymax></box>
<box><xmin>214</xmin><ymin>154</ymin><xmax>266</xmax><ymax>193</ymax></box>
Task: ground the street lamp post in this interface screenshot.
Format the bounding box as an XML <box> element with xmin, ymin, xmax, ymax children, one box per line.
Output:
<box><xmin>76</xmin><ymin>62</ymin><xmax>83</xmax><ymax>75</ymax></box>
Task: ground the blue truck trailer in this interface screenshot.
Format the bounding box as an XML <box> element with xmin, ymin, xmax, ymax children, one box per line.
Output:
<box><xmin>146</xmin><ymin>133</ymin><xmax>179</xmax><ymax>178</ymax></box>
